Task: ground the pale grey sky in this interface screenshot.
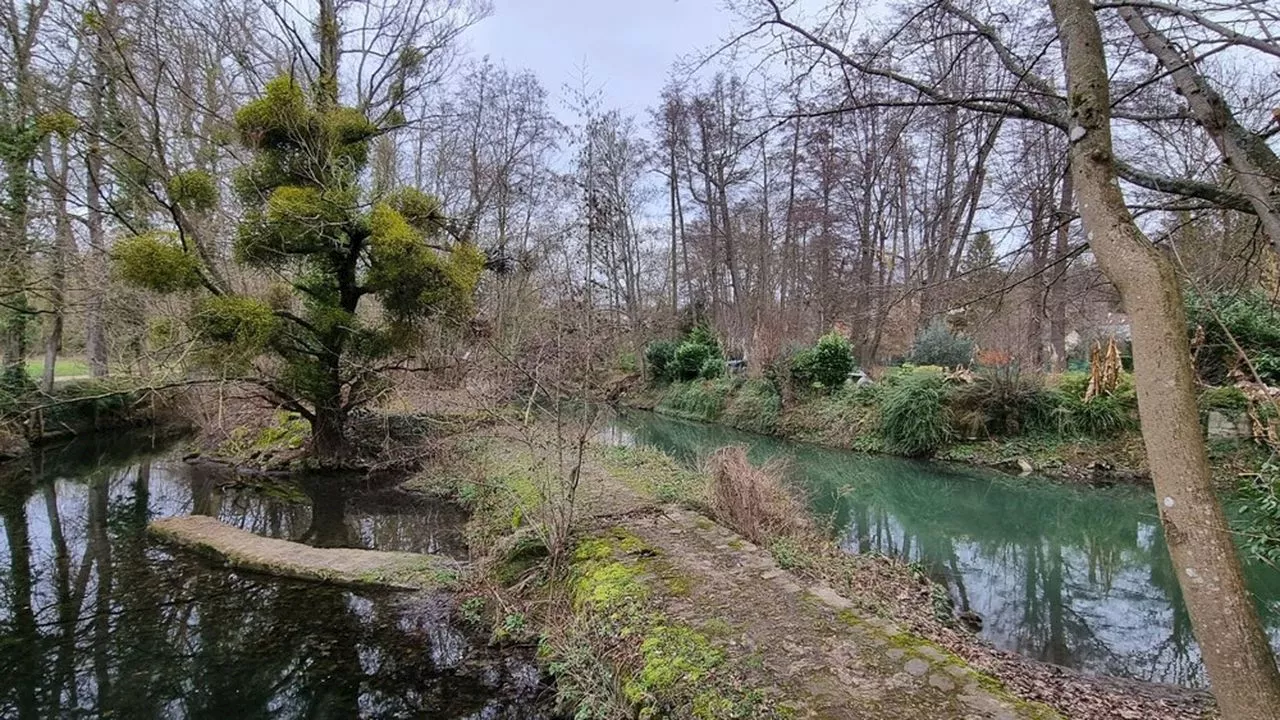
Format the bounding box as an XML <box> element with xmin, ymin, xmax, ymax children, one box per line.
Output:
<box><xmin>468</xmin><ymin>0</ymin><xmax>733</xmax><ymax>120</ymax></box>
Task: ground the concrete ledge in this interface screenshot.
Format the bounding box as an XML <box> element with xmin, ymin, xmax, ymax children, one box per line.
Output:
<box><xmin>150</xmin><ymin>515</ymin><xmax>458</xmax><ymax>590</ymax></box>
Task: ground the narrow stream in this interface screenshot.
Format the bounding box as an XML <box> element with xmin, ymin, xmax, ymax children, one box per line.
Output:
<box><xmin>0</xmin><ymin>431</ymin><xmax>549</xmax><ymax>719</ymax></box>
<box><xmin>607</xmin><ymin>410</ymin><xmax>1280</xmax><ymax>688</ymax></box>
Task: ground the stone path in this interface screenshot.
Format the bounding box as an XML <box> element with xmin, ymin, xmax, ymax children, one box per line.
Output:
<box><xmin>150</xmin><ymin>515</ymin><xmax>458</xmax><ymax>590</ymax></box>
<box><xmin>616</xmin><ymin>506</ymin><xmax>1058</xmax><ymax>719</ymax></box>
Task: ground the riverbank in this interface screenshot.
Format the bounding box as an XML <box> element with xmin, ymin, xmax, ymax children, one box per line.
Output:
<box><xmin>623</xmin><ymin>378</ymin><xmax>1268</xmax><ymax>487</ymax></box>
<box><xmin>411</xmin><ymin>424</ymin><xmax>1212</xmax><ymax>720</ymax></box>
<box><xmin>0</xmin><ymin>377</ymin><xmax>196</xmax><ymax>460</ymax></box>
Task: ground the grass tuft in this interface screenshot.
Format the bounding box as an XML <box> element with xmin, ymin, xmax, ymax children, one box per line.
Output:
<box><xmin>704</xmin><ymin>446</ymin><xmax>809</xmax><ymax>545</ymax></box>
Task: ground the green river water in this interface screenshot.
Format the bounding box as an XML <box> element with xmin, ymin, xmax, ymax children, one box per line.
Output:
<box><xmin>606</xmin><ymin>410</ymin><xmax>1280</xmax><ymax>689</ymax></box>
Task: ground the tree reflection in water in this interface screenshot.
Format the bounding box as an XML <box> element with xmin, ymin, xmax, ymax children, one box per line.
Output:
<box><xmin>612</xmin><ymin>410</ymin><xmax>1280</xmax><ymax>688</ymax></box>
<box><xmin>0</xmin><ymin>432</ymin><xmax>546</xmax><ymax>719</ymax></box>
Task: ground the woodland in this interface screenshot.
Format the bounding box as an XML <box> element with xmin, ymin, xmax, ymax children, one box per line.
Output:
<box><xmin>1</xmin><ymin>0</ymin><xmax>1280</xmax><ymax>718</ymax></box>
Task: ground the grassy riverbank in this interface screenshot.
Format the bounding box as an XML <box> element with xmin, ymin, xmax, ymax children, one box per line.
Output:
<box><xmin>406</xmin><ymin>424</ymin><xmax>1210</xmax><ymax>720</ymax></box>
<box><xmin>625</xmin><ymin>372</ymin><xmax>1268</xmax><ymax>486</ymax></box>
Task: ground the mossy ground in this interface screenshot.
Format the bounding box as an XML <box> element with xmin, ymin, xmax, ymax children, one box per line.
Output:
<box><xmin>430</xmin><ymin>428</ymin><xmax>1084</xmax><ymax>720</ymax></box>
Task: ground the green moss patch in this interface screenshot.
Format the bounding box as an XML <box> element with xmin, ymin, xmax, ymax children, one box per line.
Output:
<box><xmin>538</xmin><ymin>527</ymin><xmax>776</xmax><ymax>719</ymax></box>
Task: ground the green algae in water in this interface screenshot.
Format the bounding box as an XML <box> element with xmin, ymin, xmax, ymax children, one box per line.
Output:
<box><xmin>608</xmin><ymin>410</ymin><xmax>1280</xmax><ymax>688</ymax></box>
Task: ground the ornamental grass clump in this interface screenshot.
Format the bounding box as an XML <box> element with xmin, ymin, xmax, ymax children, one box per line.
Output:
<box><xmin>879</xmin><ymin>367</ymin><xmax>951</xmax><ymax>456</ymax></box>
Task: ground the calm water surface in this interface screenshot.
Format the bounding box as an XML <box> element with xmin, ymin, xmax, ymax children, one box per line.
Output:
<box><xmin>607</xmin><ymin>410</ymin><xmax>1280</xmax><ymax>688</ymax></box>
<box><xmin>0</xmin><ymin>432</ymin><xmax>548</xmax><ymax>719</ymax></box>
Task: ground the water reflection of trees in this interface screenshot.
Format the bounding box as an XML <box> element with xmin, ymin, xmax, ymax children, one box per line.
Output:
<box><xmin>0</xmin><ymin>442</ymin><xmax>540</xmax><ymax>719</ymax></box>
<box><xmin>182</xmin><ymin>465</ymin><xmax>469</xmax><ymax>558</ymax></box>
<box><xmin>616</xmin><ymin>411</ymin><xmax>1280</xmax><ymax>687</ymax></box>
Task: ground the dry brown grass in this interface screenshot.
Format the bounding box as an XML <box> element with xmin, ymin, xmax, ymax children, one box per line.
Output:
<box><xmin>704</xmin><ymin>445</ymin><xmax>810</xmax><ymax>544</ymax></box>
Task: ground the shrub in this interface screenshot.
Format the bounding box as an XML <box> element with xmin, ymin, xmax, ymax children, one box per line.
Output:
<box><xmin>1049</xmin><ymin>371</ymin><xmax>1138</xmax><ymax>436</ymax></box>
<box><xmin>722</xmin><ymin>379</ymin><xmax>781</xmax><ymax>434</ymax></box>
<box><xmin>684</xmin><ymin>325</ymin><xmax>720</xmax><ymax>352</ymax></box>
<box><xmin>704</xmin><ymin>445</ymin><xmax>808</xmax><ymax>544</ymax></box>
<box><xmin>657</xmin><ymin>379</ymin><xmax>734</xmax><ymax>423</ymax></box>
<box><xmin>1187</xmin><ymin>291</ymin><xmax>1280</xmax><ymax>385</ymax></box>
<box><xmin>1053</xmin><ymin>371</ymin><xmax>1093</xmax><ymax>400</ymax></box>
<box><xmin>699</xmin><ymin>356</ymin><xmax>724</xmax><ymax>379</ymax></box>
<box><xmin>0</xmin><ymin>367</ymin><xmax>34</xmax><ymax>417</ymax></box>
<box><xmin>1235</xmin><ymin>465</ymin><xmax>1280</xmax><ymax>566</ymax></box>
<box><xmin>1060</xmin><ymin>394</ymin><xmax>1136</xmax><ymax>436</ymax></box>
<box><xmin>41</xmin><ymin>378</ymin><xmax>143</xmax><ymax>430</ymax></box>
<box><xmin>790</xmin><ymin>332</ymin><xmax>854</xmax><ymax>391</ymax></box>
<box><xmin>673</xmin><ymin>342</ymin><xmax>713</xmax><ymax>381</ymax></box>
<box><xmin>907</xmin><ymin>320</ymin><xmax>974</xmax><ymax>368</ymax></box>
<box><xmin>645</xmin><ymin>340</ymin><xmax>679</xmax><ymax>383</ymax></box>
<box><xmin>950</xmin><ymin>366</ymin><xmax>1057</xmax><ymax>438</ymax></box>
<box><xmin>665</xmin><ymin>326</ymin><xmax>723</xmax><ymax>382</ymax></box>
<box><xmin>879</xmin><ymin>368</ymin><xmax>951</xmax><ymax>456</ymax></box>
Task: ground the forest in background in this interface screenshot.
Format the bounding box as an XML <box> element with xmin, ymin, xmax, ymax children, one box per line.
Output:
<box><xmin>2</xmin><ymin>0</ymin><xmax>1280</xmax><ymax>717</ymax></box>
<box><xmin>4</xmin><ymin>0</ymin><xmax>1278</xmax><ymax>390</ymax></box>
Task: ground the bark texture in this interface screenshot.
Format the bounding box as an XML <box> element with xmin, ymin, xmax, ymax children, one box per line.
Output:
<box><xmin>1049</xmin><ymin>1</ymin><xmax>1280</xmax><ymax>717</ymax></box>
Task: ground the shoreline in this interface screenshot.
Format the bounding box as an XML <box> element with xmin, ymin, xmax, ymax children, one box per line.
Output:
<box><xmin>423</xmin><ymin>427</ymin><xmax>1214</xmax><ymax>720</ymax></box>
<box><xmin>621</xmin><ymin>384</ymin><xmax>1266</xmax><ymax>489</ymax></box>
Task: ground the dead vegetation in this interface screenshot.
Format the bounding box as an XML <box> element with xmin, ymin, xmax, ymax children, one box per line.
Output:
<box><xmin>704</xmin><ymin>445</ymin><xmax>810</xmax><ymax>544</ymax></box>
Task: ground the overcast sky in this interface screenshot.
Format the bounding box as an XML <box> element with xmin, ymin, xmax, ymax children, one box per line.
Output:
<box><xmin>467</xmin><ymin>0</ymin><xmax>733</xmax><ymax>120</ymax></box>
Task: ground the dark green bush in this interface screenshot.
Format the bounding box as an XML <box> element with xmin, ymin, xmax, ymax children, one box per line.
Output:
<box><xmin>950</xmin><ymin>366</ymin><xmax>1057</xmax><ymax>438</ymax></box>
<box><xmin>1186</xmin><ymin>291</ymin><xmax>1280</xmax><ymax>385</ymax></box>
<box><xmin>663</xmin><ymin>326</ymin><xmax>723</xmax><ymax>382</ymax></box>
<box><xmin>673</xmin><ymin>342</ymin><xmax>712</xmax><ymax>381</ymax></box>
<box><xmin>699</xmin><ymin>357</ymin><xmax>724</xmax><ymax>379</ymax></box>
<box><xmin>790</xmin><ymin>332</ymin><xmax>855</xmax><ymax>391</ymax></box>
<box><xmin>880</xmin><ymin>368</ymin><xmax>951</xmax><ymax>456</ymax></box>
<box><xmin>645</xmin><ymin>340</ymin><xmax>679</xmax><ymax>383</ymax></box>
<box><xmin>907</xmin><ymin>320</ymin><xmax>974</xmax><ymax>368</ymax></box>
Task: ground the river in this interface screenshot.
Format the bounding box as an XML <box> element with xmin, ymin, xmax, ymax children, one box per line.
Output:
<box><xmin>0</xmin><ymin>431</ymin><xmax>549</xmax><ymax>719</ymax></box>
<box><xmin>606</xmin><ymin>410</ymin><xmax>1280</xmax><ymax>688</ymax></box>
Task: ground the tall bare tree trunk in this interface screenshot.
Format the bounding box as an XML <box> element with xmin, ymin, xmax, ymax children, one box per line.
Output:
<box><xmin>84</xmin><ymin>0</ymin><xmax>115</xmax><ymax>378</ymax></box>
<box><xmin>40</xmin><ymin>137</ymin><xmax>74</xmax><ymax>392</ymax></box>
<box><xmin>667</xmin><ymin>104</ymin><xmax>680</xmax><ymax>321</ymax></box>
<box><xmin>1050</xmin><ymin>2</ymin><xmax>1280</xmax><ymax>717</ymax></box>
<box><xmin>1049</xmin><ymin>164</ymin><xmax>1073</xmax><ymax>371</ymax></box>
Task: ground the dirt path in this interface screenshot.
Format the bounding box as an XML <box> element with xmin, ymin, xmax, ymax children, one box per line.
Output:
<box><xmin>150</xmin><ymin>515</ymin><xmax>459</xmax><ymax>590</ymax></box>
<box><xmin>609</xmin><ymin>504</ymin><xmax>1054</xmax><ymax>719</ymax></box>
